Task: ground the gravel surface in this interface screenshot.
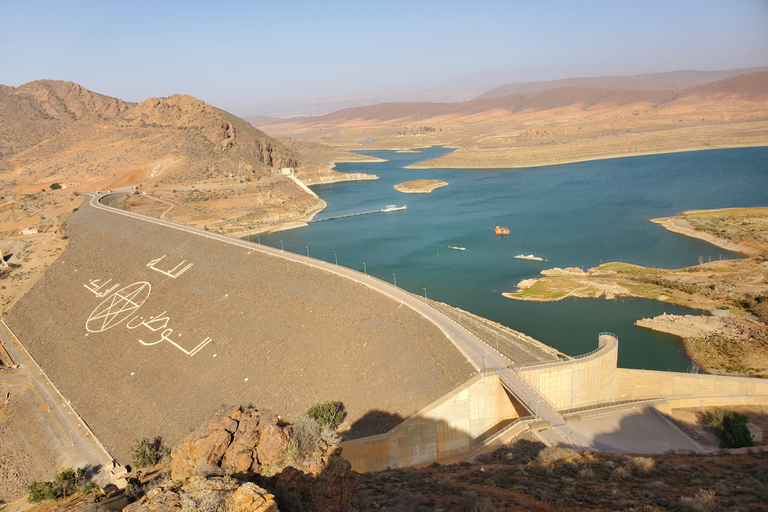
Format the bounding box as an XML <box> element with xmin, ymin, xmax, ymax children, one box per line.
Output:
<box><xmin>0</xmin><ymin>381</ymin><xmax>61</xmax><ymax>504</ymax></box>
<box><xmin>5</xmin><ymin>203</ymin><xmax>474</xmax><ymax>464</ymax></box>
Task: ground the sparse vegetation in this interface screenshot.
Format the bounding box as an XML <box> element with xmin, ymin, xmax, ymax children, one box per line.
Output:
<box><xmin>306</xmin><ymin>401</ymin><xmax>346</xmax><ymax>430</ymax></box>
<box><xmin>707</xmin><ymin>409</ymin><xmax>754</xmax><ymax>449</ymax></box>
<box><xmin>131</xmin><ymin>437</ymin><xmax>168</xmax><ymax>468</ymax></box>
<box><xmin>26</xmin><ymin>467</ymin><xmax>97</xmax><ymax>503</ymax></box>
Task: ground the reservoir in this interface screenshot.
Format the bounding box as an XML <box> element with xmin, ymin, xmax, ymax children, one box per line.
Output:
<box><xmin>254</xmin><ymin>146</ymin><xmax>768</xmax><ymax>371</ymax></box>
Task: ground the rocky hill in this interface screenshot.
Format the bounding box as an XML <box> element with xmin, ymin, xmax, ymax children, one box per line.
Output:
<box><xmin>0</xmin><ymin>80</ymin><xmax>372</xmax><ymax>232</ymax></box>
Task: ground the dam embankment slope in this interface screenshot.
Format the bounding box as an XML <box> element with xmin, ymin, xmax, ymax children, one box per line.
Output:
<box><xmin>5</xmin><ymin>200</ymin><xmax>472</xmax><ymax>463</ymax></box>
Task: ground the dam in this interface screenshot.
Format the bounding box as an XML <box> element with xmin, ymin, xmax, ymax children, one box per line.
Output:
<box><xmin>5</xmin><ymin>193</ymin><xmax>768</xmax><ymax>469</ymax></box>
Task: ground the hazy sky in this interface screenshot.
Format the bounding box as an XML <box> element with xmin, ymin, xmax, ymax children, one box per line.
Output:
<box><xmin>2</xmin><ymin>0</ymin><xmax>767</xmax><ymax>115</ymax></box>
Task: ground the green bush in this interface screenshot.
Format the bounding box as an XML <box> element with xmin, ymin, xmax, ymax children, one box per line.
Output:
<box><xmin>27</xmin><ymin>467</ymin><xmax>89</xmax><ymax>503</ymax></box>
<box><xmin>306</xmin><ymin>401</ymin><xmax>345</xmax><ymax>430</ymax></box>
<box><xmin>50</xmin><ymin>183</ymin><xmax>61</xmax><ymax>190</ymax></box>
<box><xmin>708</xmin><ymin>409</ymin><xmax>754</xmax><ymax>449</ymax></box>
<box><xmin>27</xmin><ymin>481</ymin><xmax>58</xmax><ymax>503</ymax></box>
<box><xmin>131</xmin><ymin>437</ymin><xmax>162</xmax><ymax>468</ymax></box>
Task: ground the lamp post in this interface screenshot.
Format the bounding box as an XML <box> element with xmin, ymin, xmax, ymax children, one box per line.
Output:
<box><xmin>280</xmin><ymin>240</ymin><xmax>283</xmax><ymax>252</ymax></box>
<box><xmin>393</xmin><ymin>274</ymin><xmax>396</xmax><ymax>287</ymax></box>
<box><xmin>363</xmin><ymin>262</ymin><xmax>367</xmax><ymax>275</ymax></box>
<box><xmin>535</xmin><ymin>400</ymin><xmax>541</xmax><ymax>420</ymax></box>
<box><xmin>423</xmin><ymin>288</ymin><xmax>427</xmax><ymax>302</ymax></box>
<box><xmin>334</xmin><ymin>253</ymin><xmax>337</xmax><ymax>265</ymax></box>
<box><xmin>305</xmin><ymin>246</ymin><xmax>309</xmax><ymax>257</ymax></box>
<box><xmin>256</xmin><ymin>235</ymin><xmax>260</xmax><ymax>245</ymax></box>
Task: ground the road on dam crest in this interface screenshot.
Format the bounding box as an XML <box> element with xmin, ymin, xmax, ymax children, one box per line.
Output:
<box><xmin>89</xmin><ymin>192</ymin><xmax>564</xmax><ymax>427</ymax></box>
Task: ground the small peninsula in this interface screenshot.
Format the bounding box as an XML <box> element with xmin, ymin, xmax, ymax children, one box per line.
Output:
<box><xmin>394</xmin><ymin>179</ymin><xmax>448</xmax><ymax>194</ymax></box>
<box><xmin>504</xmin><ymin>207</ymin><xmax>768</xmax><ymax>378</ymax></box>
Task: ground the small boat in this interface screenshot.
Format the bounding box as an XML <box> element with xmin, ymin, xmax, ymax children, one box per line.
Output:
<box><xmin>382</xmin><ymin>204</ymin><xmax>407</xmax><ymax>212</ymax></box>
<box><xmin>495</xmin><ymin>226</ymin><xmax>510</xmax><ymax>235</ymax></box>
<box><xmin>448</xmin><ymin>245</ymin><xmax>468</xmax><ymax>251</ymax></box>
<box><xmin>514</xmin><ymin>254</ymin><xmax>546</xmax><ymax>261</ymax></box>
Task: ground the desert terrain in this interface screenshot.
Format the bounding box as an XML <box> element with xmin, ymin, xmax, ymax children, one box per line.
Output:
<box><xmin>0</xmin><ymin>80</ymin><xmax>380</xmax><ymax>236</ymax></box>
<box><xmin>259</xmin><ymin>71</ymin><xmax>768</xmax><ymax>169</ymax></box>
<box><xmin>505</xmin><ymin>207</ymin><xmax>768</xmax><ymax>377</ymax></box>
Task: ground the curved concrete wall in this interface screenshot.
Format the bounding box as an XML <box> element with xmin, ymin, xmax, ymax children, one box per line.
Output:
<box><xmin>341</xmin><ymin>372</ymin><xmax>527</xmax><ymax>472</ymax></box>
<box><xmin>518</xmin><ymin>334</ymin><xmax>618</xmax><ymax>410</ymax></box>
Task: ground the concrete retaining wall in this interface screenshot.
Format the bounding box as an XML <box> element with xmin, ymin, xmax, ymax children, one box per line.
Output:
<box><xmin>616</xmin><ymin>368</ymin><xmax>768</xmax><ymax>401</ymax></box>
<box><xmin>341</xmin><ymin>372</ymin><xmax>526</xmax><ymax>472</ymax></box>
<box><xmin>517</xmin><ymin>334</ymin><xmax>618</xmax><ymax>410</ymax></box>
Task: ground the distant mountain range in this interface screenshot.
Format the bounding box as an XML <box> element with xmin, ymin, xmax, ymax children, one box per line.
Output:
<box><xmin>256</xmin><ymin>71</ymin><xmax>768</xmax><ymax>127</ymax></box>
<box><xmin>257</xmin><ymin>71</ymin><xmax>768</xmax><ymax>169</ymax></box>
<box><xmin>476</xmin><ymin>66</ymin><xmax>768</xmax><ymax>99</ymax></box>
<box><xmin>245</xmin><ymin>67</ymin><xmax>768</xmax><ymax>122</ymax></box>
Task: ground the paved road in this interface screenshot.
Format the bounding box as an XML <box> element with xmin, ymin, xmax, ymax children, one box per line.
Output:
<box><xmin>0</xmin><ymin>321</ymin><xmax>114</xmax><ymax>483</ymax></box>
<box><xmin>88</xmin><ymin>192</ymin><xmax>563</xmax><ymax>424</ymax></box>
<box><xmin>536</xmin><ymin>406</ymin><xmax>708</xmax><ymax>454</ymax></box>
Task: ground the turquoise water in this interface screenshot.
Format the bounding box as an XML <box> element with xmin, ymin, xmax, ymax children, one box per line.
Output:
<box><xmin>254</xmin><ymin>146</ymin><xmax>768</xmax><ymax>371</ymax></box>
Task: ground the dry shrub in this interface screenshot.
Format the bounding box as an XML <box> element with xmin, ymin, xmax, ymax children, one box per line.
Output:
<box><xmin>627</xmin><ymin>456</ymin><xmax>655</xmax><ymax>475</ymax></box>
<box><xmin>534</xmin><ymin>446</ymin><xmax>581</xmax><ymax>465</ymax></box>
<box><xmin>577</xmin><ymin>467</ymin><xmax>594</xmax><ymax>480</ymax></box>
<box><xmin>681</xmin><ymin>488</ymin><xmax>716</xmax><ymax>511</ymax></box>
<box><xmin>610</xmin><ymin>465</ymin><xmax>632</xmax><ymax>481</ymax></box>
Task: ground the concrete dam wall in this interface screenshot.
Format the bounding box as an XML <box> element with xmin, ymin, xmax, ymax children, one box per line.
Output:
<box><xmin>4</xmin><ymin>201</ymin><xmax>473</xmax><ymax>463</ymax></box>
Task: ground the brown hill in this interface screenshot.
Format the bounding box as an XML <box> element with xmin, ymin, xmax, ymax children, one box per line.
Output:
<box><xmin>476</xmin><ymin>66</ymin><xmax>768</xmax><ymax>99</ymax></box>
<box><xmin>0</xmin><ymin>81</ymin><xmax>382</xmax><ymax>234</ymax></box>
<box><xmin>260</xmin><ymin>72</ymin><xmax>768</xmax><ymax>168</ymax></box>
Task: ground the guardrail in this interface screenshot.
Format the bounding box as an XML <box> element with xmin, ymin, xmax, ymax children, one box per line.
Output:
<box><xmin>514</xmin><ymin>332</ymin><xmax>617</xmax><ymax>371</ymax></box>
<box><xmin>560</xmin><ymin>391</ymin><xmax>752</xmax><ymax>415</ymax></box>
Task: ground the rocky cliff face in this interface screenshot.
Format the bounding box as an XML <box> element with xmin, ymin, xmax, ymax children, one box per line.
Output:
<box><xmin>126</xmin><ymin>405</ymin><xmax>357</xmax><ymax>512</ymax></box>
<box><xmin>126</xmin><ymin>94</ymin><xmax>297</xmax><ymax>169</ymax></box>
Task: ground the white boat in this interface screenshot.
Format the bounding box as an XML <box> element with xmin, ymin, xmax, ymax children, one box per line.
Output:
<box><xmin>382</xmin><ymin>204</ymin><xmax>407</xmax><ymax>212</ymax></box>
<box><xmin>514</xmin><ymin>254</ymin><xmax>546</xmax><ymax>261</ymax></box>
<box><xmin>448</xmin><ymin>246</ymin><xmax>468</xmax><ymax>251</ymax></box>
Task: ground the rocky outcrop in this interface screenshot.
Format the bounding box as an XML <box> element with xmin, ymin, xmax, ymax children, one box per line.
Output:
<box><xmin>169</xmin><ymin>406</ymin><xmax>357</xmax><ymax>512</ymax></box>
<box><xmin>124</xmin><ymin>477</ymin><xmax>279</xmax><ymax>512</ymax></box>
<box><xmin>128</xmin><ymin>94</ymin><xmax>298</xmax><ymax>168</ymax></box>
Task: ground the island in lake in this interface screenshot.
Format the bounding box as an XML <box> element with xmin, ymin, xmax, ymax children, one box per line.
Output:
<box><xmin>394</xmin><ymin>179</ymin><xmax>448</xmax><ymax>193</ymax></box>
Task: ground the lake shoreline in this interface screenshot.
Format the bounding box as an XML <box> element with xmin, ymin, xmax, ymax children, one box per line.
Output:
<box><xmin>403</xmin><ymin>142</ymin><xmax>768</xmax><ymax>169</ymax></box>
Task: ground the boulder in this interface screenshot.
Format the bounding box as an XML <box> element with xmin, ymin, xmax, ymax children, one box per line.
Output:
<box><xmin>256</xmin><ymin>424</ymin><xmax>290</xmax><ymax>468</ymax></box>
<box><xmin>229</xmin><ymin>482</ymin><xmax>280</xmax><ymax>512</ymax></box>
<box><xmin>123</xmin><ymin>477</ymin><xmax>279</xmax><ymax>512</ymax></box>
